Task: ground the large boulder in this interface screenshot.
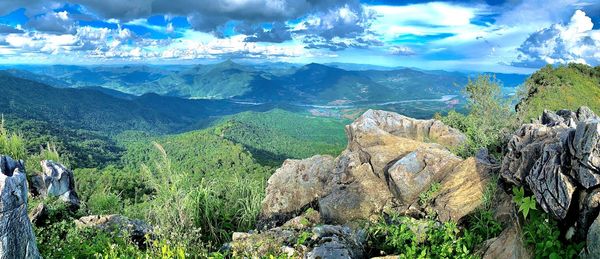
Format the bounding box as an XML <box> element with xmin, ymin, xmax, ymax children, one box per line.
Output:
<box><xmin>0</xmin><ymin>155</ymin><xmax>40</xmax><ymax>259</ymax></box>
<box><xmin>31</xmin><ymin>160</ymin><xmax>80</xmax><ymax>209</ymax></box>
<box><xmin>501</xmin><ymin>107</ymin><xmax>600</xmax><ymax>240</ymax></box>
<box><xmin>259</xmin><ymin>155</ymin><xmax>335</xmax><ymax>228</ymax></box>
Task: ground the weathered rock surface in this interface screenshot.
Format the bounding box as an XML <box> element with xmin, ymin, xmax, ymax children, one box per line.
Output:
<box><xmin>75</xmin><ymin>214</ymin><xmax>152</xmax><ymax>245</ymax></box>
<box><xmin>0</xmin><ymin>155</ymin><xmax>41</xmax><ymax>259</ymax></box>
<box><xmin>501</xmin><ymin>107</ymin><xmax>600</xmax><ymax>240</ymax></box>
<box><xmin>432</xmin><ymin>157</ymin><xmax>495</xmax><ymax>222</ymax></box>
<box><xmin>31</xmin><ymin>160</ymin><xmax>80</xmax><ymax>209</ymax></box>
<box><xmin>482</xmin><ymin>225</ymin><xmax>531</xmax><ymax>259</ymax></box>
<box><xmin>319</xmin><ymin>150</ymin><xmax>395</xmax><ymax>224</ymax></box>
<box><xmin>582</xmin><ymin>213</ymin><xmax>600</xmax><ymax>258</ymax></box>
<box><xmin>387</xmin><ymin>147</ymin><xmax>462</xmax><ymax>205</ymax></box>
<box><xmin>346</xmin><ymin>109</ymin><xmax>466</xmax><ymax>150</ymax></box>
<box><xmin>259</xmin><ymin>155</ymin><xmax>334</xmax><ymax>228</ymax></box>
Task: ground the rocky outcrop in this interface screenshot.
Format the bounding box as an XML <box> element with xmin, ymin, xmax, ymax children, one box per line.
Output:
<box><xmin>258</xmin><ymin>109</ymin><xmax>489</xmax><ymax>227</ymax></box>
<box><xmin>501</xmin><ymin>107</ymin><xmax>600</xmax><ymax>242</ymax></box>
<box><xmin>30</xmin><ymin>160</ymin><xmax>80</xmax><ymax>209</ymax></box>
<box><xmin>0</xmin><ymin>155</ymin><xmax>41</xmax><ymax>259</ymax></box>
<box><xmin>75</xmin><ymin>214</ymin><xmax>152</xmax><ymax>246</ymax></box>
<box><xmin>231</xmin><ymin>210</ymin><xmax>365</xmax><ymax>258</ymax></box>
<box><xmin>259</xmin><ymin>155</ymin><xmax>335</xmax><ymax>228</ymax></box>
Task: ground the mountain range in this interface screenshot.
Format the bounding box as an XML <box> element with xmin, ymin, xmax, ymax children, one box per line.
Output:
<box><xmin>1</xmin><ymin>61</ymin><xmax>528</xmax><ymax>105</ymax></box>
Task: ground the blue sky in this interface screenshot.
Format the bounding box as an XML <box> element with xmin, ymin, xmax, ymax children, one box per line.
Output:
<box><xmin>0</xmin><ymin>0</ymin><xmax>598</xmax><ymax>73</ymax></box>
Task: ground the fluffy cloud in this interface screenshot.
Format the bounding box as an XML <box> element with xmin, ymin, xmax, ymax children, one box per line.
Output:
<box><xmin>513</xmin><ymin>10</ymin><xmax>600</xmax><ymax>67</ymax></box>
<box><xmin>389</xmin><ymin>46</ymin><xmax>415</xmax><ymax>56</ymax></box>
<box><xmin>0</xmin><ymin>25</ymin><xmax>23</xmax><ymax>34</ymax></box>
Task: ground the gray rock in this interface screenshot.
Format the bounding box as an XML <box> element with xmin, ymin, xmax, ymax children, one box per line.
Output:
<box><xmin>502</xmin><ymin>107</ymin><xmax>600</xmax><ymax>241</ymax></box>
<box><xmin>38</xmin><ymin>160</ymin><xmax>80</xmax><ymax>209</ymax></box>
<box><xmin>259</xmin><ymin>155</ymin><xmax>335</xmax><ymax>228</ymax></box>
<box><xmin>583</xmin><ymin>214</ymin><xmax>600</xmax><ymax>258</ymax></box>
<box><xmin>0</xmin><ymin>155</ymin><xmax>41</xmax><ymax>259</ymax></box>
<box><xmin>526</xmin><ymin>141</ymin><xmax>577</xmax><ymax>220</ymax></box>
<box><xmin>306</xmin><ymin>225</ymin><xmax>365</xmax><ymax>259</ymax></box>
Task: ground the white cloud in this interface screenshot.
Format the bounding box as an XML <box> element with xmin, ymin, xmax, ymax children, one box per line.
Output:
<box><xmin>513</xmin><ymin>10</ymin><xmax>600</xmax><ymax>67</ymax></box>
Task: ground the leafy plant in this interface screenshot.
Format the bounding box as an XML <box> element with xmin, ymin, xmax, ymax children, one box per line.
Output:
<box><xmin>419</xmin><ymin>182</ymin><xmax>441</xmax><ymax>206</ymax></box>
<box><xmin>512</xmin><ymin>187</ymin><xmax>537</xmax><ymax>219</ymax></box>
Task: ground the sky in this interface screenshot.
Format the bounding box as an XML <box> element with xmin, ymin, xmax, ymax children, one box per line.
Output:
<box><xmin>0</xmin><ymin>0</ymin><xmax>599</xmax><ymax>73</ymax></box>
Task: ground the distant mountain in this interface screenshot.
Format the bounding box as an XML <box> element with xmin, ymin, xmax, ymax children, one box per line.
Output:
<box><xmin>3</xmin><ymin>61</ymin><xmax>529</xmax><ymax>105</ymax></box>
<box><xmin>0</xmin><ymin>72</ymin><xmax>266</xmax><ymax>134</ymax></box>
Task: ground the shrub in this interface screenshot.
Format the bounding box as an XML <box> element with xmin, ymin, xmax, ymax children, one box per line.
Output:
<box><xmin>438</xmin><ymin>74</ymin><xmax>516</xmax><ymax>158</ymax></box>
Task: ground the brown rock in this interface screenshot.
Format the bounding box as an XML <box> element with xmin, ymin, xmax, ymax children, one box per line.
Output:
<box><xmin>483</xmin><ymin>225</ymin><xmax>531</xmax><ymax>259</ymax></box>
<box><xmin>259</xmin><ymin>155</ymin><xmax>335</xmax><ymax>228</ymax></box>
<box><xmin>432</xmin><ymin>157</ymin><xmax>494</xmax><ymax>222</ymax></box>
<box><xmin>319</xmin><ymin>150</ymin><xmax>395</xmax><ymax>224</ymax></box>
<box><xmin>387</xmin><ymin>146</ymin><xmax>462</xmax><ymax>205</ymax></box>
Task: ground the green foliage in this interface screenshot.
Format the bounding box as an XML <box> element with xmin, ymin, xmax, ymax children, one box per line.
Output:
<box><xmin>438</xmin><ymin>74</ymin><xmax>516</xmax><ymax>158</ymax></box>
<box><xmin>517</xmin><ymin>64</ymin><xmax>600</xmax><ymax>122</ymax></box>
<box><xmin>510</xmin><ymin>187</ymin><xmax>584</xmax><ymax>258</ymax></box>
<box><xmin>512</xmin><ymin>187</ymin><xmax>537</xmax><ymax>219</ymax></box>
<box><xmin>367</xmin><ymin>213</ymin><xmax>481</xmax><ymax>258</ymax></box>
<box><xmin>214</xmin><ymin>109</ymin><xmax>348</xmax><ymax>166</ymax></box>
<box><xmin>418</xmin><ymin>182</ymin><xmax>441</xmax><ymax>206</ymax></box>
<box><xmin>0</xmin><ymin>117</ymin><xmax>27</xmax><ymax>160</ymax></box>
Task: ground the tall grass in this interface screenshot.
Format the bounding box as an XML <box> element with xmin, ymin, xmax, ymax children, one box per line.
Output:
<box><xmin>0</xmin><ymin>116</ymin><xmax>27</xmax><ymax>160</ymax></box>
<box><xmin>142</xmin><ymin>143</ymin><xmax>267</xmax><ymax>253</ymax></box>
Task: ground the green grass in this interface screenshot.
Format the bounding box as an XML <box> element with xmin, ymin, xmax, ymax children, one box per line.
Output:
<box><xmin>517</xmin><ymin>64</ymin><xmax>600</xmax><ymax>122</ymax></box>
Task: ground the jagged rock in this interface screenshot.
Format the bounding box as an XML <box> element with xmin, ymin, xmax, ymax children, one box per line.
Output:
<box><xmin>582</xmin><ymin>214</ymin><xmax>600</xmax><ymax>258</ymax></box>
<box><xmin>259</xmin><ymin>155</ymin><xmax>334</xmax><ymax>228</ymax></box>
<box><xmin>501</xmin><ymin>122</ymin><xmax>571</xmax><ymax>186</ymax></box>
<box><xmin>526</xmin><ymin>141</ymin><xmax>577</xmax><ymax>220</ymax></box>
<box><xmin>319</xmin><ymin>150</ymin><xmax>395</xmax><ymax>224</ymax></box>
<box><xmin>230</xmin><ymin>228</ymin><xmax>297</xmax><ymax>257</ymax></box>
<box><xmin>482</xmin><ymin>225</ymin><xmax>531</xmax><ymax>259</ymax></box>
<box><xmin>571</xmin><ymin>119</ymin><xmax>600</xmax><ymax>188</ymax></box>
<box><xmin>28</xmin><ymin>203</ymin><xmax>49</xmax><ymax>227</ymax></box>
<box><xmin>35</xmin><ymin>160</ymin><xmax>80</xmax><ymax>209</ymax></box>
<box><xmin>576</xmin><ymin>189</ymin><xmax>600</xmax><ymax>241</ymax></box>
<box><xmin>0</xmin><ymin>155</ymin><xmax>41</xmax><ymax>259</ymax></box>
<box><xmin>306</xmin><ymin>225</ymin><xmax>365</xmax><ymax>259</ymax></box>
<box><xmin>75</xmin><ymin>215</ymin><xmax>152</xmax><ymax>246</ymax></box>
<box><xmin>502</xmin><ymin>107</ymin><xmax>600</xmax><ymax>244</ymax></box>
<box><xmin>432</xmin><ymin>157</ymin><xmax>494</xmax><ymax>222</ymax></box>
<box><xmin>387</xmin><ymin>147</ymin><xmax>462</xmax><ymax>205</ymax></box>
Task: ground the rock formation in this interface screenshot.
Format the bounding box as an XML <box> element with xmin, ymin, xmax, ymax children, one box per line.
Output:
<box><xmin>501</xmin><ymin>107</ymin><xmax>600</xmax><ymax>246</ymax></box>
<box><xmin>258</xmin><ymin>109</ymin><xmax>492</xmax><ymax>227</ymax></box>
<box><xmin>246</xmin><ymin>109</ymin><xmax>498</xmax><ymax>256</ymax></box>
<box><xmin>30</xmin><ymin>160</ymin><xmax>80</xmax><ymax>209</ymax></box>
<box><xmin>0</xmin><ymin>155</ymin><xmax>41</xmax><ymax>259</ymax></box>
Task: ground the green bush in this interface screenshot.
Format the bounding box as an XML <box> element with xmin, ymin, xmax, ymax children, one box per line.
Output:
<box><xmin>438</xmin><ymin>74</ymin><xmax>516</xmax><ymax>158</ymax></box>
<box><xmin>512</xmin><ymin>187</ymin><xmax>584</xmax><ymax>258</ymax></box>
<box><xmin>0</xmin><ymin>117</ymin><xmax>27</xmax><ymax>160</ymax></box>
